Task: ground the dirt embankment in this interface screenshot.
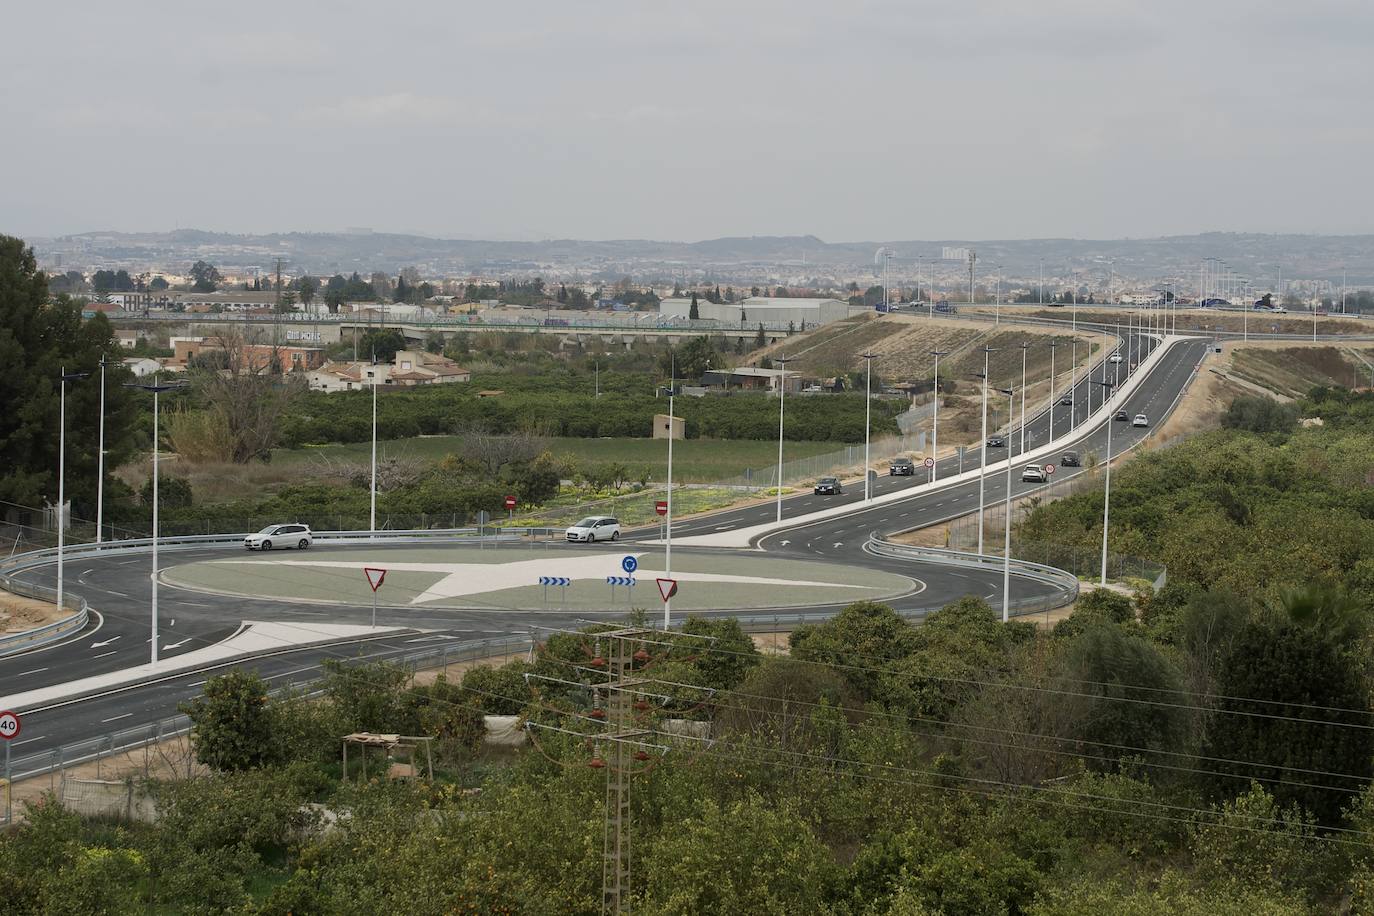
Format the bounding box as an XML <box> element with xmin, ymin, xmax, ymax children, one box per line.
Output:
<box><xmin>1</xmin><ymin>593</ymin><xmax>68</xmax><ymax>633</ymax></box>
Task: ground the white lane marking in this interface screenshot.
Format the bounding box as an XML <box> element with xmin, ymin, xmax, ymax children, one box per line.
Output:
<box><xmin>17</xmin><ymin>667</ymin><xmax>50</xmax><ymax>676</ymax></box>
<box><xmin>101</xmin><ymin>713</ymin><xmax>134</xmax><ymax>723</ymax></box>
<box><xmin>105</xmin><ymin>589</ymin><xmax>130</xmax><ymax>598</ymax></box>
<box><xmin>90</xmin><ymin>635</ymin><xmax>121</xmax><ymax>648</ymax></box>
<box><xmin>13</xmin><ymin>735</ymin><xmax>45</xmax><ymax>746</ymax></box>
<box><xmin>713</xmin><ymin>524</ymin><xmax>735</xmax><ymax>531</ymax></box>
<box><xmin>93</xmin><ymin>651</ymin><xmax>118</xmax><ymax>659</ymax></box>
<box><xmin>189</xmin><ymin>680</ymin><xmax>208</xmax><ymax>687</ymax></box>
<box><xmin>83</xmin><ymin>568</ymin><xmax>94</xmax><ymax>576</ymax></box>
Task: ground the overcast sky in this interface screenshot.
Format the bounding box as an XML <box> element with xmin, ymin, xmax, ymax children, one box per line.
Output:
<box><xmin>5</xmin><ymin>1</ymin><xmax>1372</xmax><ymax>242</ymax></box>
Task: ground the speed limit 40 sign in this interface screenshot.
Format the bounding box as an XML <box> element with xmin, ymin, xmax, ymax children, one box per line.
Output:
<box><xmin>0</xmin><ymin>710</ymin><xmax>20</xmax><ymax>741</ymax></box>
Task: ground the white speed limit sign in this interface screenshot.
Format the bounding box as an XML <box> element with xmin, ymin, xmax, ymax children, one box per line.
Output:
<box><xmin>0</xmin><ymin>710</ymin><xmax>19</xmax><ymax>741</ymax></box>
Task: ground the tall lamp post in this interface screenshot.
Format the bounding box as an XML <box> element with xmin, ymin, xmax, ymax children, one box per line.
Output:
<box><xmin>774</xmin><ymin>355</ymin><xmax>793</xmax><ymax>522</ymax></box>
<box><xmin>929</xmin><ymin>350</ymin><xmax>948</xmax><ymax>484</ymax></box>
<box><xmin>369</xmin><ymin>354</ymin><xmax>379</xmax><ymax>534</ymax></box>
<box><xmin>125</xmin><ymin>379</ymin><xmax>184</xmax><ymax>665</ymax></box>
<box><xmin>1069</xmin><ymin>339</ymin><xmax>1078</xmax><ymax>428</ymax></box>
<box><xmin>861</xmin><ymin>352</ymin><xmax>877</xmax><ymax>500</ymax></box>
<box><xmin>664</xmin><ymin>356</ymin><xmax>676</xmax><ymax>629</ymax></box>
<box><xmin>57</xmin><ymin>369</ymin><xmax>89</xmax><ymax>616</ymax></box>
<box><xmin>974</xmin><ymin>345</ymin><xmax>1000</xmax><ymax>554</ymax></box>
<box><xmin>1046</xmin><ymin>341</ymin><xmax>1059</xmax><ymax>443</ymax></box>
<box><xmin>1090</xmin><ymin>379</ymin><xmax>1115</xmax><ymax>586</ymax></box>
<box><xmin>96</xmin><ymin>356</ymin><xmax>107</xmax><ymax>544</ymax></box>
<box><xmin>1018</xmin><ymin>342</ymin><xmax>1029</xmax><ymax>455</ymax></box>
<box><xmin>997</xmin><ymin>386</ymin><xmax>1016</xmax><ymax>622</ymax></box>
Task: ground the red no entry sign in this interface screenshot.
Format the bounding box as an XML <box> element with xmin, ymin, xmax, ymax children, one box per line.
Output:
<box><xmin>504</xmin><ymin>495</ymin><xmax>517</xmax><ymax>509</ymax></box>
<box><xmin>655</xmin><ymin>500</ymin><xmax>668</xmax><ymax>517</ymax></box>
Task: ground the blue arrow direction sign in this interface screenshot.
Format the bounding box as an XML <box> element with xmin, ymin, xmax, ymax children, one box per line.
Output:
<box><xmin>606</xmin><ymin>576</ymin><xmax>636</xmax><ymax>586</ymax></box>
<box><xmin>539</xmin><ymin>576</ymin><xmax>572</xmax><ymax>587</ymax></box>
<box><xmin>621</xmin><ymin>556</ymin><xmax>638</xmax><ymax>574</ymax></box>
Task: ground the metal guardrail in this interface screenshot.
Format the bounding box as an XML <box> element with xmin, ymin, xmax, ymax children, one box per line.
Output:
<box><xmin>0</xmin><ymin>574</ymin><xmax>89</xmax><ymax>658</ymax></box>
<box><xmin>866</xmin><ymin>535</ymin><xmax>1079</xmax><ymax>617</ymax></box>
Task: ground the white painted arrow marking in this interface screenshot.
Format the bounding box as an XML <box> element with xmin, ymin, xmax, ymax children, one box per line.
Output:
<box><xmin>163</xmin><ymin>638</ymin><xmax>194</xmax><ymax>650</ymax></box>
<box><xmin>779</xmin><ymin>540</ymin><xmax>791</xmax><ymax>546</ymax></box>
<box><xmin>833</xmin><ymin>542</ymin><xmax>844</xmax><ymax>549</ymax></box>
<box><xmin>90</xmin><ymin>636</ymin><xmax>121</xmax><ymax>648</ymax></box>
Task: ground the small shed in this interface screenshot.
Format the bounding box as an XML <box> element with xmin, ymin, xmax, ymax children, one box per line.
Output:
<box><xmin>341</xmin><ymin>732</ymin><xmax>435</xmax><ymax>781</ymax></box>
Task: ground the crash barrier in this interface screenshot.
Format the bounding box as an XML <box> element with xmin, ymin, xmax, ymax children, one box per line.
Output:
<box><xmin>865</xmin><ymin>534</ymin><xmax>1079</xmax><ymax>618</ymax></box>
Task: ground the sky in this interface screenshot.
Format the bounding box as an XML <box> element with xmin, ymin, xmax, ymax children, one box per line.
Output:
<box><xmin>5</xmin><ymin>0</ymin><xmax>1373</xmax><ymax>242</ymax></box>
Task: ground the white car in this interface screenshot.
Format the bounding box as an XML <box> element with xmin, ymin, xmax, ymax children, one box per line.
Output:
<box><xmin>1109</xmin><ymin>352</ymin><xmax>1123</xmax><ymax>364</ymax></box>
<box><xmin>244</xmin><ymin>524</ymin><xmax>313</xmax><ymax>550</ymax></box>
<box><xmin>566</xmin><ymin>516</ymin><xmax>621</xmax><ymax>543</ymax></box>
<box><xmin>1020</xmin><ymin>464</ymin><xmax>1048</xmax><ymax>483</ymax></box>
<box><xmin>1132</xmin><ymin>414</ymin><xmax>1149</xmax><ymax>427</ymax></box>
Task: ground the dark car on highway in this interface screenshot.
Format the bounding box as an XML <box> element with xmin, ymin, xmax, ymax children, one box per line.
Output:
<box><xmin>1061</xmin><ymin>451</ymin><xmax>1081</xmax><ymax>467</ymax></box>
<box><xmin>889</xmin><ymin>457</ymin><xmax>915</xmax><ymax>476</ymax></box>
<box><xmin>986</xmin><ymin>436</ymin><xmax>1006</xmax><ymax>448</ymax></box>
<box><xmin>1114</xmin><ymin>409</ymin><xmax>1129</xmax><ymax>421</ymax></box>
<box><xmin>814</xmin><ymin>477</ymin><xmax>842</xmax><ymax>495</ymax></box>
<box><xmin>1058</xmin><ymin>394</ymin><xmax>1073</xmax><ymax>406</ymax></box>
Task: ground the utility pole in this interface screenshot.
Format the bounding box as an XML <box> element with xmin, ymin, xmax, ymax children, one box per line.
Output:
<box><xmin>929</xmin><ymin>349</ymin><xmax>949</xmax><ymax>484</ymax></box>
<box><xmin>974</xmin><ymin>346</ymin><xmax>999</xmax><ymax>554</ymax></box>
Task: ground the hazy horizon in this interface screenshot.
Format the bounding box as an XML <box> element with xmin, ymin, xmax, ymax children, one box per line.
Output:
<box><xmin>7</xmin><ymin>1</ymin><xmax>1372</xmax><ymax>241</ymax></box>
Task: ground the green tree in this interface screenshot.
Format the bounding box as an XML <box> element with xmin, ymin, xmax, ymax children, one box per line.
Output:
<box><xmin>755</xmin><ymin>323</ymin><xmax>766</xmax><ymax>347</ymax></box>
<box><xmin>1203</xmin><ymin>585</ymin><xmax>1373</xmax><ymax>825</ymax></box>
<box><xmin>0</xmin><ymin>236</ymin><xmax>138</xmax><ymax>513</ymax></box>
<box><xmin>149</xmin><ymin>274</ymin><xmax>169</xmax><ymax>291</ymax></box>
<box><xmin>688</xmin><ymin>291</ymin><xmax>699</xmax><ymax>320</ymax></box>
<box><xmin>358</xmin><ymin>329</ymin><xmax>406</xmax><ymax>363</ymax></box>
<box><xmin>181</xmin><ymin>670</ymin><xmax>278</xmax><ymax>771</ymax></box>
<box><xmin>189</xmin><ymin>260</ymin><xmax>221</xmax><ymax>292</ymax></box>
<box><xmin>296</xmin><ymin>275</ymin><xmax>319</xmax><ymax>308</ymax></box>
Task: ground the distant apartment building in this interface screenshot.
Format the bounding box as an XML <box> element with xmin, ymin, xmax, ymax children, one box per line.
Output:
<box><xmin>171</xmin><ymin>337</ymin><xmax>325</xmax><ymax>373</ymax></box>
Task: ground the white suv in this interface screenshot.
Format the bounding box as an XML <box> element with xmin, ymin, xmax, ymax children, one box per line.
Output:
<box><xmin>244</xmin><ymin>524</ymin><xmax>313</xmax><ymax>551</ymax></box>
<box><xmin>566</xmin><ymin>516</ymin><xmax>621</xmax><ymax>543</ymax></box>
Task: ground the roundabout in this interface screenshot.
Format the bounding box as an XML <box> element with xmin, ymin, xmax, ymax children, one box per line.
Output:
<box><xmin>158</xmin><ymin>546</ymin><xmax>921</xmax><ymax>613</ymax></box>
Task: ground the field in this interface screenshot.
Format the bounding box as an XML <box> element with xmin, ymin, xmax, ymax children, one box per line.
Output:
<box><xmin>270</xmin><ymin>436</ymin><xmax>846</xmax><ymax>484</ymax></box>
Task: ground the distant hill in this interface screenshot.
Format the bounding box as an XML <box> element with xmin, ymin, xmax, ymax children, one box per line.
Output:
<box><xmin>29</xmin><ymin>229</ymin><xmax>1374</xmax><ymax>284</ymax></box>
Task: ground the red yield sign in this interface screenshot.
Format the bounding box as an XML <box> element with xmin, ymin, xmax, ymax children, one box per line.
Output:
<box><xmin>656</xmin><ymin>578</ymin><xmax>678</xmax><ymax>602</ymax></box>
<box><xmin>363</xmin><ymin>568</ymin><xmax>387</xmax><ymax>592</ymax></box>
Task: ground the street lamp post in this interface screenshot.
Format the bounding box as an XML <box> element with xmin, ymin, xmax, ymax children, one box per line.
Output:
<box><xmin>1069</xmin><ymin>339</ymin><xmax>1078</xmax><ymax>428</ymax></box>
<box><xmin>1018</xmin><ymin>342</ymin><xmax>1029</xmax><ymax>455</ymax></box>
<box><xmin>125</xmin><ymin>379</ymin><xmax>183</xmax><ymax>665</ymax></box>
<box><xmin>930</xmin><ymin>350</ymin><xmax>948</xmax><ymax>484</ymax></box>
<box><xmin>1047</xmin><ymin>341</ymin><xmax>1059</xmax><ymax>442</ymax></box>
<box><xmin>774</xmin><ymin>355</ymin><xmax>793</xmax><ymax>522</ymax></box>
<box><xmin>974</xmin><ymin>346</ymin><xmax>1000</xmax><ymax>554</ymax></box>
<box><xmin>665</xmin><ymin>359</ymin><xmax>675</xmax><ymax>629</ymax></box>
<box><xmin>997</xmin><ymin>387</ymin><xmax>1016</xmax><ymax>622</ymax></box>
<box><xmin>369</xmin><ymin>355</ymin><xmax>379</xmax><ymax>534</ymax></box>
<box><xmin>1091</xmin><ymin>379</ymin><xmax>1115</xmax><ymax>586</ymax></box>
<box><xmin>96</xmin><ymin>357</ymin><xmax>107</xmax><ymax>544</ymax></box>
<box><xmin>862</xmin><ymin>352</ymin><xmax>877</xmax><ymax>500</ymax></box>
<box><xmin>56</xmin><ymin>369</ymin><xmax>89</xmax><ymax>616</ymax></box>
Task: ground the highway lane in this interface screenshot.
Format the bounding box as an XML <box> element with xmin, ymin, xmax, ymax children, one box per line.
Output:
<box><xmin>661</xmin><ymin>331</ymin><xmax>1167</xmax><ymax>541</ymax></box>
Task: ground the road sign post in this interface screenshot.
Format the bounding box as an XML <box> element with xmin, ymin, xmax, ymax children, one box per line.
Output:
<box><xmin>1</xmin><ymin>709</ymin><xmax>19</xmax><ymax>819</ymax></box>
<box><xmin>363</xmin><ymin>567</ymin><xmax>386</xmax><ymax>629</ymax></box>
<box><xmin>505</xmin><ymin>494</ymin><xmax>516</xmax><ymax>521</ymax></box>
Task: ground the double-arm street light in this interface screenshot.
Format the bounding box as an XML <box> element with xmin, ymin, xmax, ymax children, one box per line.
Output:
<box><xmin>57</xmin><ymin>369</ymin><xmax>90</xmax><ymax>616</ymax></box>
<box><xmin>96</xmin><ymin>357</ymin><xmax>107</xmax><ymax>544</ymax></box>
<box><xmin>1046</xmin><ymin>341</ymin><xmax>1059</xmax><ymax>443</ymax></box>
<box><xmin>125</xmin><ymin>378</ymin><xmax>187</xmax><ymax>665</ymax></box>
<box><xmin>369</xmin><ymin>355</ymin><xmax>379</xmax><ymax>534</ymax></box>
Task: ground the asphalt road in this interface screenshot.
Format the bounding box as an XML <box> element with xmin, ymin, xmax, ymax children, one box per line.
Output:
<box><xmin>0</xmin><ymin>330</ymin><xmax>1207</xmax><ymax>761</ymax></box>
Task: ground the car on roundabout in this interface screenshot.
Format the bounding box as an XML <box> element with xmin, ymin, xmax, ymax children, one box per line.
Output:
<box><xmin>814</xmin><ymin>476</ymin><xmax>843</xmax><ymax>495</ymax></box>
<box><xmin>1020</xmin><ymin>464</ymin><xmax>1048</xmax><ymax>483</ymax></box>
<box><xmin>1132</xmin><ymin>414</ymin><xmax>1149</xmax><ymax>427</ymax></box>
<box><xmin>566</xmin><ymin>516</ymin><xmax>621</xmax><ymax>542</ymax></box>
<box><xmin>889</xmin><ymin>457</ymin><xmax>915</xmax><ymax>476</ymax></box>
<box><xmin>244</xmin><ymin>524</ymin><xmax>313</xmax><ymax>551</ymax></box>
